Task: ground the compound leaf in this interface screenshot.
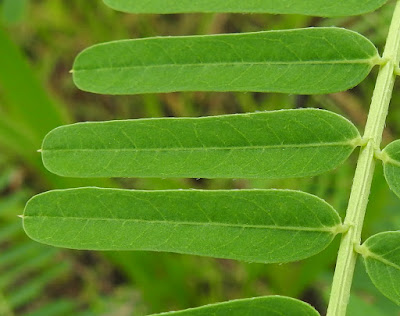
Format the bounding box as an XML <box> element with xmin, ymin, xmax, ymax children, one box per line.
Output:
<box><xmin>150</xmin><ymin>296</ymin><xmax>320</xmax><ymax>315</ymax></box>
<box><xmin>41</xmin><ymin>109</ymin><xmax>360</xmax><ymax>179</ymax></box>
<box><xmin>361</xmin><ymin>232</ymin><xmax>400</xmax><ymax>305</ymax></box>
<box><xmin>23</xmin><ymin>188</ymin><xmax>343</xmax><ymax>264</ymax></box>
<box><xmin>73</xmin><ymin>28</ymin><xmax>379</xmax><ymax>95</ymax></box>
<box><xmin>103</xmin><ymin>0</ymin><xmax>387</xmax><ymax>17</ymax></box>
<box><xmin>382</xmin><ymin>140</ymin><xmax>400</xmax><ymax>198</ymax></box>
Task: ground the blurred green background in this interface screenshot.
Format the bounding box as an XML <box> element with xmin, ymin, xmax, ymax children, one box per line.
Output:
<box><xmin>0</xmin><ymin>0</ymin><xmax>400</xmax><ymax>315</ymax></box>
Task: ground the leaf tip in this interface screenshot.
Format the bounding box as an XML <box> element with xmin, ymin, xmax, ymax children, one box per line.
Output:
<box><xmin>37</xmin><ymin>149</ymin><xmax>42</xmax><ymax>153</ymax></box>
<box><xmin>17</xmin><ymin>214</ymin><xmax>24</xmax><ymax>219</ymax></box>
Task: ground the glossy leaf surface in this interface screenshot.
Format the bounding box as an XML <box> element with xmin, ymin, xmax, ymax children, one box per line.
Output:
<box><xmin>151</xmin><ymin>296</ymin><xmax>320</xmax><ymax>315</ymax></box>
<box><xmin>73</xmin><ymin>28</ymin><xmax>379</xmax><ymax>95</ymax></box>
<box><xmin>41</xmin><ymin>109</ymin><xmax>360</xmax><ymax>179</ymax></box>
<box><xmin>103</xmin><ymin>0</ymin><xmax>388</xmax><ymax>17</ymax></box>
<box><xmin>23</xmin><ymin>188</ymin><xmax>343</xmax><ymax>263</ymax></box>
<box><xmin>361</xmin><ymin>232</ymin><xmax>400</xmax><ymax>305</ymax></box>
<box><xmin>382</xmin><ymin>140</ymin><xmax>400</xmax><ymax>198</ymax></box>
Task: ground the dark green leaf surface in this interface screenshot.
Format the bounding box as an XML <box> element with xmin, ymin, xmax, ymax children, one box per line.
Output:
<box><xmin>23</xmin><ymin>188</ymin><xmax>342</xmax><ymax>263</ymax></box>
<box><xmin>41</xmin><ymin>109</ymin><xmax>360</xmax><ymax>179</ymax></box>
<box><xmin>103</xmin><ymin>0</ymin><xmax>388</xmax><ymax>17</ymax></box>
<box><xmin>72</xmin><ymin>28</ymin><xmax>379</xmax><ymax>95</ymax></box>
<box><xmin>361</xmin><ymin>232</ymin><xmax>400</xmax><ymax>305</ymax></box>
<box><xmin>150</xmin><ymin>296</ymin><xmax>320</xmax><ymax>315</ymax></box>
<box><xmin>382</xmin><ymin>140</ymin><xmax>400</xmax><ymax>198</ymax></box>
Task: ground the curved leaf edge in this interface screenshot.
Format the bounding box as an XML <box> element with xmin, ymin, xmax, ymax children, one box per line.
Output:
<box><xmin>102</xmin><ymin>0</ymin><xmax>388</xmax><ymax>18</ymax></box>
<box><xmin>149</xmin><ymin>295</ymin><xmax>321</xmax><ymax>315</ymax></box>
<box><xmin>72</xmin><ymin>26</ymin><xmax>381</xmax><ymax>69</ymax></box>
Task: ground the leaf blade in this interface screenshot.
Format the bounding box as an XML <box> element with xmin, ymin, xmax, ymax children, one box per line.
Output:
<box><xmin>103</xmin><ymin>0</ymin><xmax>387</xmax><ymax>17</ymax></box>
<box><xmin>23</xmin><ymin>188</ymin><xmax>342</xmax><ymax>263</ymax></box>
<box><xmin>42</xmin><ymin>109</ymin><xmax>360</xmax><ymax>179</ymax></box>
<box><xmin>150</xmin><ymin>296</ymin><xmax>320</xmax><ymax>315</ymax></box>
<box><xmin>361</xmin><ymin>231</ymin><xmax>400</xmax><ymax>305</ymax></box>
<box><xmin>382</xmin><ymin>140</ymin><xmax>400</xmax><ymax>198</ymax></box>
<box><xmin>73</xmin><ymin>28</ymin><xmax>379</xmax><ymax>95</ymax></box>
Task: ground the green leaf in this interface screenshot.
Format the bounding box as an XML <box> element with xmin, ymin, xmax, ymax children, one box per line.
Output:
<box><xmin>103</xmin><ymin>0</ymin><xmax>387</xmax><ymax>17</ymax></box>
<box><xmin>150</xmin><ymin>296</ymin><xmax>320</xmax><ymax>315</ymax></box>
<box><xmin>382</xmin><ymin>140</ymin><xmax>400</xmax><ymax>198</ymax></box>
<box><xmin>360</xmin><ymin>231</ymin><xmax>400</xmax><ymax>305</ymax></box>
<box><xmin>72</xmin><ymin>28</ymin><xmax>379</xmax><ymax>95</ymax></box>
<box><xmin>23</xmin><ymin>188</ymin><xmax>343</xmax><ymax>263</ymax></box>
<box><xmin>41</xmin><ymin>109</ymin><xmax>360</xmax><ymax>179</ymax></box>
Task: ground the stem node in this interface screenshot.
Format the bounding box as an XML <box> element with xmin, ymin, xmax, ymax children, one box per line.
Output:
<box><xmin>354</xmin><ymin>244</ymin><xmax>370</xmax><ymax>257</ymax></box>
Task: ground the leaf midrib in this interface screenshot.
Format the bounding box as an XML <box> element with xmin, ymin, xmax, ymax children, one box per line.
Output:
<box><xmin>24</xmin><ymin>215</ymin><xmax>338</xmax><ymax>233</ymax></box>
<box><xmin>384</xmin><ymin>156</ymin><xmax>400</xmax><ymax>168</ymax></box>
<box><xmin>74</xmin><ymin>58</ymin><xmax>375</xmax><ymax>72</ymax></box>
<box><xmin>42</xmin><ymin>140</ymin><xmax>358</xmax><ymax>152</ymax></box>
<box><xmin>366</xmin><ymin>251</ymin><xmax>400</xmax><ymax>272</ymax></box>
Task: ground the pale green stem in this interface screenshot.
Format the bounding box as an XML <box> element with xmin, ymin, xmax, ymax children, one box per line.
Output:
<box><xmin>326</xmin><ymin>1</ymin><xmax>400</xmax><ymax>316</ymax></box>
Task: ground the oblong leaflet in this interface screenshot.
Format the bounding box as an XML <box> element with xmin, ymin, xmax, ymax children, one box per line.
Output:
<box><xmin>41</xmin><ymin>109</ymin><xmax>361</xmax><ymax>179</ymax></box>
<box><xmin>73</xmin><ymin>28</ymin><xmax>379</xmax><ymax>95</ymax></box>
<box><xmin>382</xmin><ymin>140</ymin><xmax>400</xmax><ymax>198</ymax></box>
<box><xmin>23</xmin><ymin>188</ymin><xmax>343</xmax><ymax>263</ymax></box>
<box><xmin>361</xmin><ymin>231</ymin><xmax>400</xmax><ymax>305</ymax></box>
